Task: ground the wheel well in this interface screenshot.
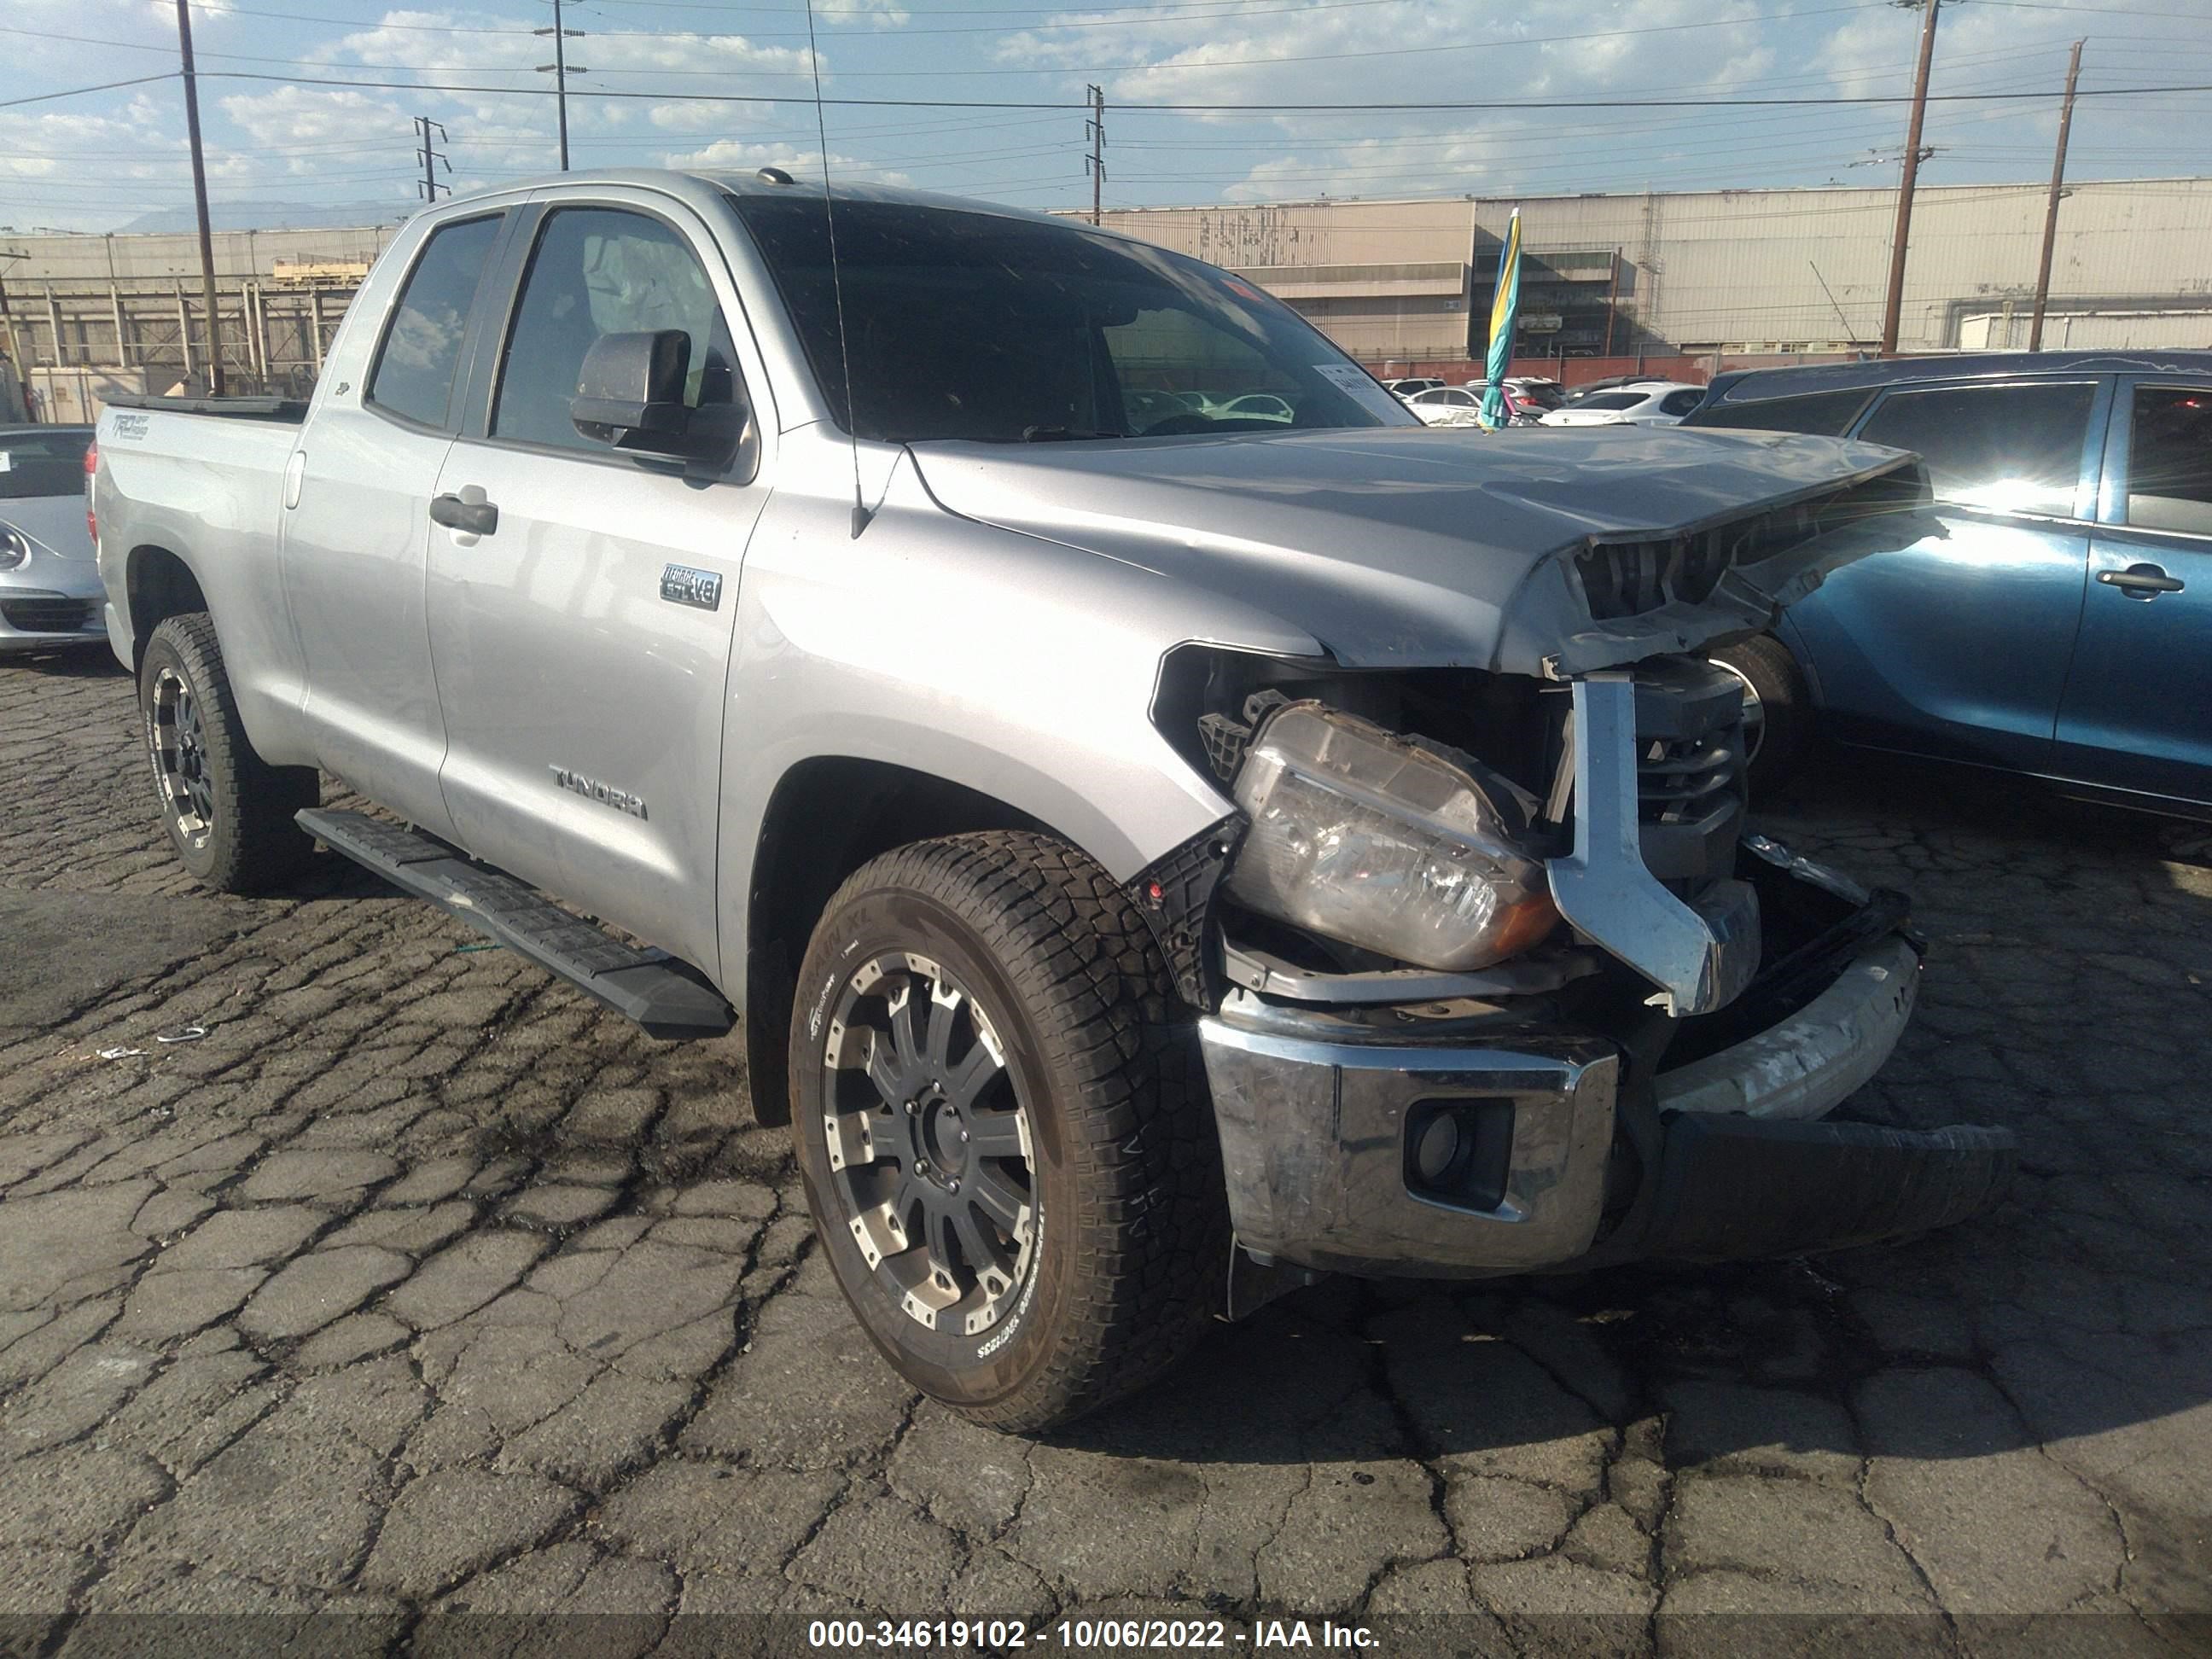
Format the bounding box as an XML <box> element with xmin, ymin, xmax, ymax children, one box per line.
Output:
<box><xmin>742</xmin><ymin>758</ymin><xmax>1055</xmax><ymax>1126</ymax></box>
<box><xmin>125</xmin><ymin>547</ymin><xmax>208</xmax><ymax>674</ymax></box>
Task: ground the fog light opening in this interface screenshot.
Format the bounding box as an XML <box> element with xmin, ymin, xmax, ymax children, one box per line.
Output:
<box><xmin>1404</xmin><ymin>1098</ymin><xmax>1515</xmax><ymax>1213</ymax></box>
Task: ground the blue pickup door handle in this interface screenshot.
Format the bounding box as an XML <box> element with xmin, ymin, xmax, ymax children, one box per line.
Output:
<box><xmin>2097</xmin><ymin>562</ymin><xmax>2185</xmax><ymax>597</ymax></box>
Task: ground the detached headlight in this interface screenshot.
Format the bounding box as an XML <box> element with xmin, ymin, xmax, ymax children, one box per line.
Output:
<box><xmin>0</xmin><ymin>527</ymin><xmax>30</xmax><ymax>572</ymax></box>
<box><xmin>1225</xmin><ymin>703</ymin><xmax>1558</xmax><ymax>972</ymax></box>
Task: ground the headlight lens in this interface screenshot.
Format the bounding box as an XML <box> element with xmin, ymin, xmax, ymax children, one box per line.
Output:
<box><xmin>0</xmin><ymin>527</ymin><xmax>32</xmax><ymax>571</ymax></box>
<box><xmin>1225</xmin><ymin>703</ymin><xmax>1558</xmax><ymax>972</ymax></box>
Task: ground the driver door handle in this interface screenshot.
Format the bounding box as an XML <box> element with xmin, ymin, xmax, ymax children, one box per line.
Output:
<box><xmin>430</xmin><ymin>493</ymin><xmax>499</xmax><ymax>537</ymax></box>
<box><xmin>2097</xmin><ymin>563</ymin><xmax>2184</xmax><ymax>598</ymax></box>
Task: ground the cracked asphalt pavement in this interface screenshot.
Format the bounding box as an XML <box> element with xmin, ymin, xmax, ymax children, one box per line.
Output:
<box><xmin>2</xmin><ymin>650</ymin><xmax>2209</xmax><ymax>1650</ymax></box>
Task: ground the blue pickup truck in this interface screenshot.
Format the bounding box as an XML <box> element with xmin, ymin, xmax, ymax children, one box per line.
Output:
<box><xmin>1685</xmin><ymin>352</ymin><xmax>2212</xmax><ymax>818</ymax></box>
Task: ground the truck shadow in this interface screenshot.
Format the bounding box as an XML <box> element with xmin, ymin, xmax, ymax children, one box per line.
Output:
<box><xmin>7</xmin><ymin>644</ymin><xmax>126</xmax><ymax>678</ymax></box>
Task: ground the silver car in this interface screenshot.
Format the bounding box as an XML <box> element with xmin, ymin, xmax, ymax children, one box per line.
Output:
<box><xmin>0</xmin><ymin>424</ymin><xmax>105</xmax><ymax>655</ymax></box>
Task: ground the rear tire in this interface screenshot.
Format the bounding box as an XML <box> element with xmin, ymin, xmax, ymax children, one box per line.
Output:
<box><xmin>141</xmin><ymin>613</ymin><xmax>318</xmax><ymax>894</ymax></box>
<box><xmin>789</xmin><ymin>830</ymin><xmax>1225</xmax><ymax>1433</ymax></box>
<box><xmin>1713</xmin><ymin>634</ymin><xmax>1812</xmax><ymax>797</ymax></box>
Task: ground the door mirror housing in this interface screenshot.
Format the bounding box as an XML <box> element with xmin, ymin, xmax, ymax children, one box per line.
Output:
<box><xmin>571</xmin><ymin>330</ymin><xmax>696</xmax><ymax>453</ymax></box>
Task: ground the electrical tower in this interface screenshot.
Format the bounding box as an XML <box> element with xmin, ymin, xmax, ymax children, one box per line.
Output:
<box><xmin>536</xmin><ymin>0</ymin><xmax>588</xmax><ymax>172</ymax></box>
<box><xmin>1085</xmin><ymin>84</ymin><xmax>1106</xmax><ymax>226</ymax></box>
<box><xmin>415</xmin><ymin>118</ymin><xmax>451</xmax><ymax>202</ymax></box>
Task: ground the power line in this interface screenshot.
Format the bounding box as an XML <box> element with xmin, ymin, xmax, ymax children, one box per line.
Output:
<box><xmin>186</xmin><ymin>70</ymin><xmax>2212</xmax><ymax>110</ymax></box>
<box><xmin>0</xmin><ymin>73</ymin><xmax>178</xmax><ymax>111</ymax></box>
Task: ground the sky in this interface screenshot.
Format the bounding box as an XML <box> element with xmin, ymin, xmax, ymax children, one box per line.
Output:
<box><xmin>3</xmin><ymin>0</ymin><xmax>2210</xmax><ymax>234</ymax></box>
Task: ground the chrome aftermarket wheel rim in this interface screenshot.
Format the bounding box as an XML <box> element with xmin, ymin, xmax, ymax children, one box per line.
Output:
<box><xmin>820</xmin><ymin>952</ymin><xmax>1038</xmax><ymax>1336</ymax></box>
<box><xmin>150</xmin><ymin>666</ymin><xmax>214</xmax><ymax>847</ymax></box>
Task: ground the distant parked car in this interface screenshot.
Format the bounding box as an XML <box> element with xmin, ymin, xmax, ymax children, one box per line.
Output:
<box><xmin>1563</xmin><ymin>374</ymin><xmax>1678</xmax><ymax>402</ymax></box>
<box><xmin>1220</xmin><ymin>393</ymin><xmax>1295</xmax><ymax>422</ymax></box>
<box><xmin>1682</xmin><ymin>351</ymin><xmax>2212</xmax><ymax>815</ymax></box>
<box><xmin>1502</xmin><ymin>376</ymin><xmax>1566</xmax><ymax>413</ymax></box>
<box><xmin>0</xmin><ymin>424</ymin><xmax>104</xmax><ymax>655</ymax></box>
<box><xmin>1541</xmin><ymin>383</ymin><xmax>1707</xmax><ymax>428</ymax></box>
<box><xmin>1384</xmin><ymin>377</ymin><xmax>1445</xmax><ymax>399</ymax></box>
<box><xmin>1406</xmin><ymin>386</ymin><xmax>1486</xmax><ymax>427</ymax></box>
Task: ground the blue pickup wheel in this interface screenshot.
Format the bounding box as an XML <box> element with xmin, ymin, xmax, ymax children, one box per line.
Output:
<box><xmin>140</xmin><ymin>613</ymin><xmax>319</xmax><ymax>894</ymax></box>
<box><xmin>788</xmin><ymin>830</ymin><xmax>1226</xmax><ymax>1432</ymax></box>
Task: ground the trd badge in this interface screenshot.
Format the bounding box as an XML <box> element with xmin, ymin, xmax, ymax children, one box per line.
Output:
<box><xmin>660</xmin><ymin>563</ymin><xmax>723</xmax><ymax>610</ymax></box>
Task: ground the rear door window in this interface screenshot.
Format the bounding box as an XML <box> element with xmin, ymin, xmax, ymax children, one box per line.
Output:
<box><xmin>2123</xmin><ymin>386</ymin><xmax>2212</xmax><ymax>537</ymax></box>
<box><xmin>366</xmin><ymin>214</ymin><xmax>504</xmax><ymax>430</ymax></box>
<box><xmin>1856</xmin><ymin>381</ymin><xmax>2095</xmax><ymax>516</ymax></box>
<box><xmin>1660</xmin><ymin>388</ymin><xmax>1705</xmax><ymax>416</ymax></box>
<box><xmin>1685</xmin><ymin>387</ymin><xmax>1874</xmax><ymax>435</ymax></box>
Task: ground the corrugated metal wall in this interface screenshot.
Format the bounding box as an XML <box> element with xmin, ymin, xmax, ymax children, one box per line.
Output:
<box><xmin>1092</xmin><ymin>178</ymin><xmax>2212</xmax><ymax>358</ymax></box>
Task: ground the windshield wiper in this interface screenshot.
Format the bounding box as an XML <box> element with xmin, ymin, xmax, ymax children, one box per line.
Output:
<box><xmin>1019</xmin><ymin>425</ymin><xmax>1127</xmax><ymax>442</ymax></box>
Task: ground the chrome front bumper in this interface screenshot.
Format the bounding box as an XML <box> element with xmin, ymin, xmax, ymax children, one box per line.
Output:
<box><xmin>1199</xmin><ymin>900</ymin><xmax>2010</xmax><ymax>1280</ymax></box>
<box><xmin>1200</xmin><ymin>1023</ymin><xmax>1621</xmax><ymax>1278</ymax></box>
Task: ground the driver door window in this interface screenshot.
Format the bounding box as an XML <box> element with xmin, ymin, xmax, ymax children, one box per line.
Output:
<box><xmin>492</xmin><ymin>207</ymin><xmax>742</xmax><ymax>455</ymax></box>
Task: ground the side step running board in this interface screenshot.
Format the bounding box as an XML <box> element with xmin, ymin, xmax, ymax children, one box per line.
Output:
<box><xmin>297</xmin><ymin>808</ymin><xmax>734</xmax><ymax>1039</ymax></box>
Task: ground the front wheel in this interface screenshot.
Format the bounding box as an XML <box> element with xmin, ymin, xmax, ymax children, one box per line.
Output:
<box><xmin>141</xmin><ymin>613</ymin><xmax>318</xmax><ymax>894</ymax></box>
<box><xmin>789</xmin><ymin>831</ymin><xmax>1226</xmax><ymax>1433</ymax></box>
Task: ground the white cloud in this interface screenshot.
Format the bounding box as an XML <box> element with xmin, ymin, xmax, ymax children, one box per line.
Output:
<box><xmin>664</xmin><ymin>137</ymin><xmax>910</xmax><ymax>189</ymax></box>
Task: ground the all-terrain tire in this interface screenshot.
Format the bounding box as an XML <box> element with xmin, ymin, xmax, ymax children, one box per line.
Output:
<box><xmin>1714</xmin><ymin>633</ymin><xmax>1813</xmax><ymax>797</ymax></box>
<box><xmin>789</xmin><ymin>830</ymin><xmax>1227</xmax><ymax>1433</ymax></box>
<box><xmin>141</xmin><ymin>613</ymin><xmax>319</xmax><ymax>894</ymax></box>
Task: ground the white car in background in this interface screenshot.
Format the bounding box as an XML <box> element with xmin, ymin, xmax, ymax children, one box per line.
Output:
<box><xmin>1405</xmin><ymin>386</ymin><xmax>1487</xmax><ymax>427</ymax></box>
<box><xmin>0</xmin><ymin>424</ymin><xmax>106</xmax><ymax>654</ymax></box>
<box><xmin>1540</xmin><ymin>382</ymin><xmax>1708</xmax><ymax>428</ymax></box>
<box><xmin>1384</xmin><ymin>376</ymin><xmax>1446</xmax><ymax>399</ymax></box>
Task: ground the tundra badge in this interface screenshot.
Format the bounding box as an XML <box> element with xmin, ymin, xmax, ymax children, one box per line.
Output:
<box><xmin>550</xmin><ymin>767</ymin><xmax>648</xmax><ymax>820</ymax></box>
<box><xmin>660</xmin><ymin>563</ymin><xmax>723</xmax><ymax>611</ymax></box>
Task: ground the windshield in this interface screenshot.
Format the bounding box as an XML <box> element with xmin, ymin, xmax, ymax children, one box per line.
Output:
<box><xmin>1569</xmin><ymin>392</ymin><xmax>1646</xmax><ymax>411</ymax></box>
<box><xmin>0</xmin><ymin>427</ymin><xmax>92</xmax><ymax>500</ymax></box>
<box><xmin>727</xmin><ymin>195</ymin><xmax>1416</xmax><ymax>444</ymax></box>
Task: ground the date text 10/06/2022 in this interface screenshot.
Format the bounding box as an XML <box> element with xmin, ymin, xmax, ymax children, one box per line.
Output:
<box><xmin>806</xmin><ymin>1619</ymin><xmax>1382</xmax><ymax>1650</ymax></box>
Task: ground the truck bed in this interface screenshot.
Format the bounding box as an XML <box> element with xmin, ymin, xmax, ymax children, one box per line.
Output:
<box><xmin>102</xmin><ymin>391</ymin><xmax>308</xmax><ymax>423</ymax></box>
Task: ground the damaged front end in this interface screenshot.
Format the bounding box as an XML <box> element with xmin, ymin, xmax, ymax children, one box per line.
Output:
<box><xmin>1139</xmin><ymin>621</ymin><xmax>2014</xmax><ymax>1291</ymax></box>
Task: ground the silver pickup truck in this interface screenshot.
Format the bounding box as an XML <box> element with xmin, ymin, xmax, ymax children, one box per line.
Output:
<box><xmin>91</xmin><ymin>170</ymin><xmax>2013</xmax><ymax>1430</ymax></box>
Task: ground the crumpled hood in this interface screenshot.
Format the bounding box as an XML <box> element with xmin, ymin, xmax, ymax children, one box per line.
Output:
<box><xmin>908</xmin><ymin>425</ymin><xmax>1931</xmax><ymax>675</ymax></box>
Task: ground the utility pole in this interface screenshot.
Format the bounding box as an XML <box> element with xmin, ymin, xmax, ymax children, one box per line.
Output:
<box><xmin>1878</xmin><ymin>0</ymin><xmax>1941</xmax><ymax>357</ymax></box>
<box><xmin>1085</xmin><ymin>84</ymin><xmax>1106</xmax><ymax>225</ymax></box>
<box><xmin>535</xmin><ymin>0</ymin><xmax>586</xmax><ymax>172</ymax></box>
<box><xmin>415</xmin><ymin>117</ymin><xmax>451</xmax><ymax>202</ymax></box>
<box><xmin>174</xmin><ymin>0</ymin><xmax>225</xmax><ymax>394</ymax></box>
<box><xmin>0</xmin><ymin>248</ymin><xmax>26</xmax><ymax>380</ymax></box>
<box><xmin>2029</xmin><ymin>39</ymin><xmax>2086</xmax><ymax>352</ymax></box>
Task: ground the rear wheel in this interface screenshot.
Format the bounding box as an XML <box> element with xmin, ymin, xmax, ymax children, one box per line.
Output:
<box><xmin>1713</xmin><ymin>633</ymin><xmax>1812</xmax><ymax>797</ymax></box>
<box><xmin>789</xmin><ymin>831</ymin><xmax>1225</xmax><ymax>1432</ymax></box>
<box><xmin>141</xmin><ymin>613</ymin><xmax>318</xmax><ymax>894</ymax></box>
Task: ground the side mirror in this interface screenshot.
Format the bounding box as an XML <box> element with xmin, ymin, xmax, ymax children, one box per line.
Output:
<box><xmin>571</xmin><ymin>330</ymin><xmax>694</xmax><ymax>453</ymax></box>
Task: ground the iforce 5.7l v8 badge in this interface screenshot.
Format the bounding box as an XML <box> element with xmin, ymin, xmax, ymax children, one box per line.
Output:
<box><xmin>660</xmin><ymin>564</ymin><xmax>723</xmax><ymax>611</ymax></box>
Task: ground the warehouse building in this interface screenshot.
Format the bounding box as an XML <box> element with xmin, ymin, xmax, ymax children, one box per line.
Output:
<box><xmin>1085</xmin><ymin>176</ymin><xmax>2212</xmax><ymax>374</ymax></box>
<box><xmin>0</xmin><ymin>225</ymin><xmax>397</xmax><ymax>417</ymax></box>
<box><xmin>3</xmin><ymin>177</ymin><xmax>2210</xmax><ymax>416</ymax></box>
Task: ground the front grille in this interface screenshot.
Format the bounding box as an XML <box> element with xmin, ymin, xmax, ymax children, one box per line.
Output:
<box><xmin>1633</xmin><ymin>658</ymin><xmax>1747</xmax><ymax>890</ymax></box>
<box><xmin>2</xmin><ymin>598</ymin><xmax>96</xmax><ymax>635</ymax></box>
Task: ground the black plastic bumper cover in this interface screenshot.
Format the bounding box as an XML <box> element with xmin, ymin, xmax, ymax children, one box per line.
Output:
<box><xmin>1632</xmin><ymin>1109</ymin><xmax>2017</xmax><ymax>1264</ymax></box>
